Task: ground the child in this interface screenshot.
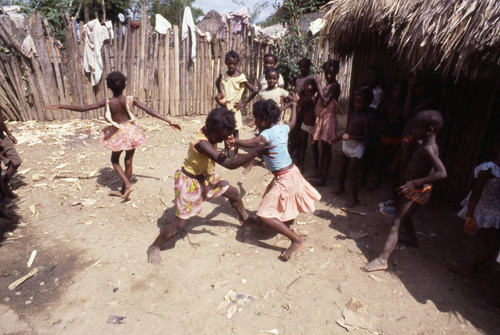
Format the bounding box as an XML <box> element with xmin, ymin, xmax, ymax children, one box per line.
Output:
<box><xmin>243</xmin><ymin>68</ymin><xmax>296</xmax><ymax>174</ymax></box>
<box><xmin>290</xmin><ymin>57</ymin><xmax>315</xmax><ymax>157</ymax></box>
<box><xmin>215</xmin><ymin>50</ymin><xmax>257</xmax><ymax>156</ymax></box>
<box><xmin>297</xmin><ymin>78</ymin><xmax>318</xmax><ymax>172</ymax></box>
<box><xmin>45</xmin><ymin>71</ymin><xmax>181</xmax><ymax>199</ymax></box>
<box><xmin>375</xmin><ymin>81</ymin><xmax>406</xmax><ymax>185</ymax></box>
<box><xmin>147</xmin><ymin>107</ymin><xmax>275</xmax><ymax>266</ymax></box>
<box><xmin>232</xmin><ymin>100</ymin><xmax>321</xmax><ymax>260</ymax></box>
<box><xmin>258</xmin><ymin>53</ymin><xmax>285</xmax><ymax>90</ymax></box>
<box><xmin>363</xmin><ymin>110</ymin><xmax>447</xmax><ymax>272</ymax></box>
<box><xmin>0</xmin><ymin>107</ymin><xmax>22</xmax><ymax>198</ymax></box>
<box><xmin>310</xmin><ymin>59</ymin><xmax>341</xmax><ymax>186</ymax></box>
<box><xmin>446</xmin><ymin>148</ymin><xmax>499</xmax><ymax>276</ymax></box>
<box><xmin>337</xmin><ymin>88</ymin><xmax>373</xmax><ymax>207</ymax></box>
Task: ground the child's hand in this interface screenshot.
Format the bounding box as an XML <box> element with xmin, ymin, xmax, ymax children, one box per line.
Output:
<box><xmin>255</xmin><ymin>139</ymin><xmax>277</xmax><ymax>158</ymax></box>
<box><xmin>234</xmin><ymin>102</ymin><xmax>245</xmax><ymax>110</ymax></box>
<box><xmin>464</xmin><ymin>216</ymin><xmax>479</xmax><ymax>235</ymax></box>
<box><xmin>169</xmin><ymin>122</ymin><xmax>182</xmax><ymax>131</ymax></box>
<box><xmin>342</xmin><ymin>133</ymin><xmax>349</xmax><ymax>140</ymax></box>
<box><xmin>248</xmin><ymin>120</ymin><xmax>255</xmax><ymax>128</ymax></box>
<box><xmin>215</xmin><ymin>93</ymin><xmax>226</xmax><ymax>105</ymax></box>
<box><xmin>9</xmin><ymin>135</ymin><xmax>17</xmax><ymax>144</ymax></box>
<box><xmin>225</xmin><ymin>135</ymin><xmax>235</xmax><ymax>149</ymax></box>
<box><xmin>397</xmin><ymin>180</ymin><xmax>416</xmax><ymax>194</ymax></box>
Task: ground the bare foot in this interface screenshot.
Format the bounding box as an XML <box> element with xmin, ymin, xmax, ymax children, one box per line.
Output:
<box><xmin>108</xmin><ymin>190</ymin><xmax>123</xmax><ymax>197</ymax></box>
<box><xmin>344</xmin><ymin>199</ymin><xmax>358</xmax><ymax>208</ymax></box>
<box><xmin>241</xmin><ymin>216</ymin><xmax>260</xmax><ymax>225</ymax></box>
<box><xmin>362</xmin><ymin>257</ymin><xmax>388</xmax><ymax>272</ymax></box>
<box><xmin>147</xmin><ymin>245</ymin><xmax>164</xmax><ymax>266</ymax></box>
<box><xmin>280</xmin><ymin>240</ymin><xmax>306</xmax><ymax>261</ymax></box>
<box><xmin>121</xmin><ymin>186</ymin><xmax>134</xmax><ymax>199</ymax></box>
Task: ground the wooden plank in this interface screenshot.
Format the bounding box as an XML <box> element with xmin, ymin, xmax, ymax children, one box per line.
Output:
<box><xmin>138</xmin><ymin>6</ymin><xmax>147</xmax><ymax>110</ymax></box>
<box><xmin>126</xmin><ymin>21</ymin><xmax>133</xmax><ymax>95</ymax></box>
<box><xmin>157</xmin><ymin>35</ymin><xmax>165</xmax><ymax>115</ymax></box>
<box><xmin>165</xmin><ymin>30</ymin><xmax>170</xmax><ymax>116</ymax></box>
<box><xmin>173</xmin><ymin>25</ymin><xmax>180</xmax><ymax>116</ymax></box>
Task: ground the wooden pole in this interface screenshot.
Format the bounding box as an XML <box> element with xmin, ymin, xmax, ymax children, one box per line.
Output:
<box><xmin>165</xmin><ymin>30</ymin><xmax>170</xmax><ymax>115</ymax></box>
<box><xmin>158</xmin><ymin>34</ymin><xmax>165</xmax><ymax>115</ymax></box>
<box><xmin>173</xmin><ymin>25</ymin><xmax>180</xmax><ymax>116</ymax></box>
<box><xmin>42</xmin><ymin>17</ymin><xmax>66</xmax><ymax>110</ymax></box>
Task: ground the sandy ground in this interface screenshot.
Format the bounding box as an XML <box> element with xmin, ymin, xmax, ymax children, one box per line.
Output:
<box><xmin>0</xmin><ymin>114</ymin><xmax>499</xmax><ymax>335</ymax></box>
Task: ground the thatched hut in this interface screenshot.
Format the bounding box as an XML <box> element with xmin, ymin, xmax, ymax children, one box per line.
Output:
<box><xmin>321</xmin><ymin>0</ymin><xmax>500</xmax><ymax>204</ymax></box>
<box><xmin>197</xmin><ymin>10</ymin><xmax>224</xmax><ymax>38</ymax></box>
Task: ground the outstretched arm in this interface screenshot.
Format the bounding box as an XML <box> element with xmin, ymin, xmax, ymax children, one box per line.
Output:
<box><xmin>287</xmin><ymin>102</ymin><xmax>298</xmax><ymax>130</ymax></box>
<box><xmin>195</xmin><ymin>139</ymin><xmax>275</xmax><ymax>170</ymax></box>
<box><xmin>133</xmin><ymin>98</ymin><xmax>181</xmax><ymax>131</ymax></box>
<box><xmin>45</xmin><ymin>100</ymin><xmax>106</xmax><ymax>113</ymax></box>
<box><xmin>232</xmin><ymin>135</ymin><xmax>266</xmax><ymax>148</ymax></box>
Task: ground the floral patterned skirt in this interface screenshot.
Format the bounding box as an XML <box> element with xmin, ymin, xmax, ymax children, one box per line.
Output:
<box><xmin>101</xmin><ymin>122</ymin><xmax>146</xmax><ymax>152</ymax></box>
<box><xmin>174</xmin><ymin>168</ymin><xmax>229</xmax><ymax>219</ymax></box>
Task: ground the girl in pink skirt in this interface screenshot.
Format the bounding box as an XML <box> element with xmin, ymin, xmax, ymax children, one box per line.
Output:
<box><xmin>46</xmin><ymin>71</ymin><xmax>181</xmax><ymax>199</ymax></box>
<box><xmin>232</xmin><ymin>99</ymin><xmax>321</xmax><ymax>260</ymax></box>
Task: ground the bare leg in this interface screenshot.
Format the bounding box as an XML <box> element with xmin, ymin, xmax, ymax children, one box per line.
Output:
<box><xmin>109</xmin><ymin>151</ymin><xmax>131</xmax><ymax>197</ymax></box>
<box><xmin>221</xmin><ymin>184</ymin><xmax>256</xmax><ymax>224</ymax></box>
<box><xmin>335</xmin><ymin>152</ymin><xmax>348</xmax><ymax>194</ymax></box>
<box><xmin>298</xmin><ymin>130</ymin><xmax>309</xmax><ymax>172</ymax></box>
<box><xmin>312</xmin><ymin>140</ymin><xmax>320</xmax><ymax>172</ymax></box>
<box><xmin>363</xmin><ymin>199</ymin><xmax>419</xmax><ymax>271</ymax></box>
<box><xmin>3</xmin><ymin>163</ymin><xmax>20</xmax><ymax>198</ymax></box>
<box><xmin>345</xmin><ymin>157</ymin><xmax>360</xmax><ymax>207</ymax></box>
<box><xmin>258</xmin><ymin>216</ymin><xmax>306</xmax><ymax>260</ymax></box>
<box><xmin>147</xmin><ymin>217</ymin><xmax>187</xmax><ymax>265</ymax></box>
<box><xmin>311</xmin><ymin>141</ymin><xmax>331</xmax><ymax>186</ymax></box>
<box><xmin>121</xmin><ymin>149</ymin><xmax>135</xmax><ymax>199</ymax></box>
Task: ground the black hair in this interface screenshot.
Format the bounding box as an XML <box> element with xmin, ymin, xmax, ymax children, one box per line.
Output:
<box><xmin>225</xmin><ymin>50</ymin><xmax>240</xmax><ymax>62</ymax></box>
<box><xmin>354</xmin><ymin>87</ymin><xmax>374</xmax><ymax>106</ymax></box>
<box><xmin>253</xmin><ymin>99</ymin><xmax>281</xmax><ymax>127</ymax></box>
<box><xmin>302</xmin><ymin>77</ymin><xmax>318</xmax><ymax>94</ymax></box>
<box><xmin>264</xmin><ymin>67</ymin><xmax>279</xmax><ymax>78</ymax></box>
<box><xmin>323</xmin><ymin>59</ymin><xmax>340</xmax><ymax>74</ymax></box>
<box><xmin>106</xmin><ymin>71</ymin><xmax>126</xmax><ymax>95</ymax></box>
<box><xmin>298</xmin><ymin>57</ymin><xmax>312</xmax><ymax>70</ymax></box>
<box><xmin>264</xmin><ymin>53</ymin><xmax>278</xmax><ymax>64</ymax></box>
<box><xmin>205</xmin><ymin>107</ymin><xmax>236</xmax><ymax>134</ymax></box>
<box><xmin>415</xmin><ymin>110</ymin><xmax>443</xmax><ymax>133</ymax></box>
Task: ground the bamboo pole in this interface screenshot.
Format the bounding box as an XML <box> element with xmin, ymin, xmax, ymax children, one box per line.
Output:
<box><xmin>173</xmin><ymin>25</ymin><xmax>180</xmax><ymax>116</ymax></box>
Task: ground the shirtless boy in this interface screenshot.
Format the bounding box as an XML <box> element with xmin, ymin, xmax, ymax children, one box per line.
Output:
<box><xmin>363</xmin><ymin>110</ymin><xmax>447</xmax><ymax>272</ymax></box>
<box><xmin>297</xmin><ymin>78</ymin><xmax>318</xmax><ymax>172</ymax></box>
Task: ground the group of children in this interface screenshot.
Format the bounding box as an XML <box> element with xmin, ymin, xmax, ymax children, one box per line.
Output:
<box><xmin>5</xmin><ymin>48</ymin><xmax>487</xmax><ymax>276</ymax></box>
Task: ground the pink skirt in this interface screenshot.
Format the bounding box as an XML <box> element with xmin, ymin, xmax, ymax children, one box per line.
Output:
<box><xmin>257</xmin><ymin>165</ymin><xmax>321</xmax><ymax>222</ymax></box>
<box><xmin>174</xmin><ymin>169</ymin><xmax>229</xmax><ymax>219</ymax></box>
<box><xmin>101</xmin><ymin>122</ymin><xmax>146</xmax><ymax>152</ymax></box>
<box><xmin>312</xmin><ymin>112</ymin><xmax>337</xmax><ymax>144</ymax></box>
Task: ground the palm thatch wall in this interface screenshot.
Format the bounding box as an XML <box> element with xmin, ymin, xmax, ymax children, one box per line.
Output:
<box><xmin>321</xmin><ymin>0</ymin><xmax>500</xmax><ymax>204</ymax></box>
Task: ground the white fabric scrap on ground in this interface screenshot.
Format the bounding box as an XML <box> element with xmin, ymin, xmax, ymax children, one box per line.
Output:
<box><xmin>21</xmin><ymin>35</ymin><xmax>37</xmax><ymax>58</ymax></box>
<box><xmin>82</xmin><ymin>19</ymin><xmax>111</xmax><ymax>86</ymax></box>
<box><xmin>155</xmin><ymin>14</ymin><xmax>172</xmax><ymax>35</ymax></box>
<box><xmin>181</xmin><ymin>7</ymin><xmax>197</xmax><ymax>62</ymax></box>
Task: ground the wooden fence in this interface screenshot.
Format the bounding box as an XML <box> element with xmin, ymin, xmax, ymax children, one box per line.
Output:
<box><xmin>0</xmin><ymin>8</ymin><xmax>351</xmax><ymax>121</ymax></box>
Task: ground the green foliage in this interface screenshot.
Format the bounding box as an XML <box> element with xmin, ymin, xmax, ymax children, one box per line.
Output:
<box><xmin>271</xmin><ymin>0</ymin><xmax>324</xmax><ymax>88</ymax></box>
<box><xmin>149</xmin><ymin>0</ymin><xmax>204</xmax><ymax>25</ymax></box>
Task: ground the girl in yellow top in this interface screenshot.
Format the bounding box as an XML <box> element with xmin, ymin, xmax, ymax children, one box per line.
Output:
<box><xmin>215</xmin><ymin>50</ymin><xmax>257</xmax><ymax>156</ymax></box>
<box><xmin>147</xmin><ymin>107</ymin><xmax>274</xmax><ymax>266</ymax></box>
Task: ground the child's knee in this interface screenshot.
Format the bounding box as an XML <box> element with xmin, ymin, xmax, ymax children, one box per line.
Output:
<box><xmin>223</xmin><ymin>185</ymin><xmax>239</xmax><ymax>200</ymax></box>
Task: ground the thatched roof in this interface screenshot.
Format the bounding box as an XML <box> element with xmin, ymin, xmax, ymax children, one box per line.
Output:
<box><xmin>322</xmin><ymin>0</ymin><xmax>500</xmax><ymax>81</ymax></box>
<box><xmin>197</xmin><ymin>10</ymin><xmax>224</xmax><ymax>38</ymax></box>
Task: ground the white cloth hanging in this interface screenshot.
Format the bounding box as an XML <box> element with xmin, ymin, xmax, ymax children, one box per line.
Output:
<box><xmin>154</xmin><ymin>14</ymin><xmax>172</xmax><ymax>35</ymax></box>
<box><xmin>181</xmin><ymin>7</ymin><xmax>197</xmax><ymax>62</ymax></box>
<box><xmin>82</xmin><ymin>19</ymin><xmax>111</xmax><ymax>86</ymax></box>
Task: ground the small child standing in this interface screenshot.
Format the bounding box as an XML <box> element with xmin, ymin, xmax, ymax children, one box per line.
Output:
<box><xmin>232</xmin><ymin>100</ymin><xmax>321</xmax><ymax>260</ymax></box>
<box><xmin>310</xmin><ymin>60</ymin><xmax>341</xmax><ymax>186</ymax></box>
<box><xmin>363</xmin><ymin>110</ymin><xmax>447</xmax><ymax>272</ymax></box>
<box><xmin>258</xmin><ymin>53</ymin><xmax>285</xmax><ymax>90</ymax></box>
<box><xmin>147</xmin><ymin>107</ymin><xmax>274</xmax><ymax>266</ymax></box>
<box><xmin>295</xmin><ymin>57</ymin><xmax>314</xmax><ymax>95</ymax></box>
<box><xmin>256</xmin><ymin>68</ymin><xmax>296</xmax><ymax>119</ymax></box>
<box><xmin>215</xmin><ymin>50</ymin><xmax>257</xmax><ymax>156</ymax></box>
<box><xmin>45</xmin><ymin>71</ymin><xmax>181</xmax><ymax>199</ymax></box>
<box><xmin>0</xmin><ymin>107</ymin><xmax>22</xmax><ymax>198</ymax></box>
<box><xmin>337</xmin><ymin>88</ymin><xmax>373</xmax><ymax>207</ymax></box>
<box><xmin>297</xmin><ymin>78</ymin><xmax>318</xmax><ymax>172</ymax></box>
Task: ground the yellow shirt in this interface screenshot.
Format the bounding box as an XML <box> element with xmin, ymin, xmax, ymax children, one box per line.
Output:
<box><xmin>220</xmin><ymin>72</ymin><xmax>247</xmax><ymax>111</ymax></box>
<box><xmin>182</xmin><ymin>129</ymin><xmax>216</xmax><ymax>177</ymax></box>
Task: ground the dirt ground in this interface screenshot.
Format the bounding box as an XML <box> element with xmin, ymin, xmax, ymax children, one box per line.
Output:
<box><xmin>0</xmin><ymin>114</ymin><xmax>499</xmax><ymax>335</ymax></box>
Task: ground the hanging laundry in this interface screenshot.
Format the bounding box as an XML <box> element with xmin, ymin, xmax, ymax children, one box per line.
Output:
<box><xmin>181</xmin><ymin>7</ymin><xmax>197</xmax><ymax>62</ymax></box>
<box><xmin>82</xmin><ymin>19</ymin><xmax>111</xmax><ymax>86</ymax></box>
<box><xmin>221</xmin><ymin>7</ymin><xmax>250</xmax><ymax>36</ymax></box>
<box><xmin>21</xmin><ymin>35</ymin><xmax>37</xmax><ymax>58</ymax></box>
<box><xmin>155</xmin><ymin>14</ymin><xmax>172</xmax><ymax>35</ymax></box>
